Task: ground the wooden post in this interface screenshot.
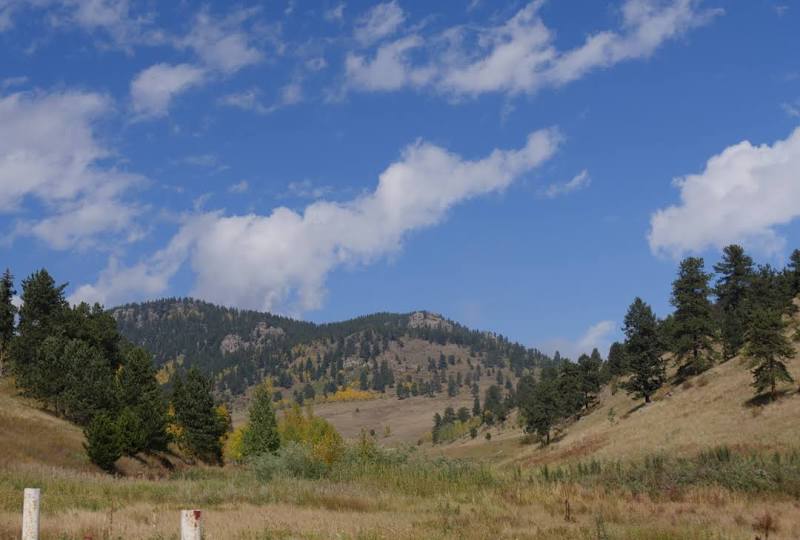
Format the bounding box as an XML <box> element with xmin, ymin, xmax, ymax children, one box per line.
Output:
<box><xmin>181</xmin><ymin>509</ymin><xmax>202</xmax><ymax>540</ymax></box>
<box><xmin>22</xmin><ymin>488</ymin><xmax>40</xmax><ymax>540</ymax></box>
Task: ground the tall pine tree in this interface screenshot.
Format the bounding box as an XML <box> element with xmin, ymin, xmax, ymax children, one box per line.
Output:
<box><xmin>744</xmin><ymin>307</ymin><xmax>794</xmax><ymax>400</ymax></box>
<box><xmin>714</xmin><ymin>245</ymin><xmax>754</xmax><ymax>360</ymax></box>
<box><xmin>117</xmin><ymin>345</ymin><xmax>169</xmax><ymax>452</ymax></box>
<box><xmin>172</xmin><ymin>368</ymin><xmax>226</xmax><ymax>464</ymax></box>
<box><xmin>621</xmin><ymin>298</ymin><xmax>664</xmax><ymax>403</ymax></box>
<box><xmin>671</xmin><ymin>257</ymin><xmax>716</xmax><ymax>377</ymax></box>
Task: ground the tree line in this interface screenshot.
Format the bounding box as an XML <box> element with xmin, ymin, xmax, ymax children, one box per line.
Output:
<box><xmin>0</xmin><ymin>269</ymin><xmax>232</xmax><ymax>472</ymax></box>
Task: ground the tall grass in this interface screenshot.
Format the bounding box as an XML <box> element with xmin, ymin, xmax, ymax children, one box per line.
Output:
<box><xmin>535</xmin><ymin>445</ymin><xmax>800</xmax><ymax>497</ymax></box>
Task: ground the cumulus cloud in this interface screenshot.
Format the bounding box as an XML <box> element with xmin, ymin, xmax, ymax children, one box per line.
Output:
<box><xmin>178</xmin><ymin>9</ymin><xmax>263</xmax><ymax>74</ymax></box>
<box><xmin>130</xmin><ymin>63</ymin><xmax>205</xmax><ymax>118</ymax></box>
<box><xmin>545</xmin><ymin>320</ymin><xmax>617</xmax><ymax>360</ymax></box>
<box><xmin>73</xmin><ymin>129</ymin><xmax>561</xmax><ymax>311</ymax></box>
<box><xmin>543</xmin><ymin>169</ymin><xmax>590</xmax><ymax>198</ymax></box>
<box><xmin>0</xmin><ymin>90</ymin><xmax>144</xmax><ymax>249</ymax></box>
<box><xmin>648</xmin><ymin>127</ymin><xmax>800</xmax><ymax>257</ymax></box>
<box><xmin>345</xmin><ymin>35</ymin><xmax>434</xmax><ymax>91</ymax></box>
<box><xmin>346</xmin><ymin>0</ymin><xmax>720</xmax><ymax>97</ymax></box>
<box><xmin>354</xmin><ymin>1</ymin><xmax>405</xmax><ymax>46</ymax></box>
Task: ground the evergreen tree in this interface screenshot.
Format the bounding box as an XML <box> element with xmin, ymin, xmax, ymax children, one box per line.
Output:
<box><xmin>714</xmin><ymin>245</ymin><xmax>754</xmax><ymax>360</ymax></box>
<box><xmin>117</xmin><ymin>346</ymin><xmax>169</xmax><ymax>452</ymax></box>
<box><xmin>116</xmin><ymin>407</ymin><xmax>146</xmax><ymax>456</ymax></box>
<box><xmin>11</xmin><ymin>269</ymin><xmax>67</xmax><ymax>393</ymax></box>
<box><xmin>241</xmin><ymin>384</ymin><xmax>280</xmax><ymax>457</ymax></box>
<box><xmin>482</xmin><ymin>385</ymin><xmax>504</xmax><ymax>424</ymax></box>
<box><xmin>577</xmin><ymin>352</ymin><xmax>602</xmax><ymax>410</ymax></box>
<box><xmin>621</xmin><ymin>298</ymin><xmax>665</xmax><ymax>403</ymax></box>
<box><xmin>0</xmin><ymin>269</ymin><xmax>15</xmax><ymax>377</ymax></box>
<box><xmin>670</xmin><ymin>257</ymin><xmax>716</xmax><ymax>377</ymax></box>
<box><xmin>84</xmin><ymin>412</ymin><xmax>123</xmax><ymax>472</ymax></box>
<box><xmin>472</xmin><ymin>396</ymin><xmax>481</xmax><ymax>417</ymax></box>
<box><xmin>744</xmin><ymin>308</ymin><xmax>795</xmax><ymax>400</ymax></box>
<box><xmin>172</xmin><ymin>368</ymin><xmax>226</xmax><ymax>464</ymax></box>
<box><xmin>606</xmin><ymin>342</ymin><xmax>627</xmax><ymax>377</ymax></box>
<box><xmin>520</xmin><ymin>378</ymin><xmax>560</xmax><ymax>445</ymax></box>
<box><xmin>62</xmin><ymin>339</ymin><xmax>118</xmax><ymax>425</ymax></box>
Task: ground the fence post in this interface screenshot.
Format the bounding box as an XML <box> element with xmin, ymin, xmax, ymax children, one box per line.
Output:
<box><xmin>181</xmin><ymin>509</ymin><xmax>202</xmax><ymax>540</ymax></box>
<box><xmin>22</xmin><ymin>488</ymin><xmax>40</xmax><ymax>540</ymax></box>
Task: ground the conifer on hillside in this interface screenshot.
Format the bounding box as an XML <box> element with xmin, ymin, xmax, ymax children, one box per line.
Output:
<box><xmin>745</xmin><ymin>307</ymin><xmax>795</xmax><ymax>400</ymax></box>
<box><xmin>621</xmin><ymin>298</ymin><xmax>664</xmax><ymax>404</ymax></box>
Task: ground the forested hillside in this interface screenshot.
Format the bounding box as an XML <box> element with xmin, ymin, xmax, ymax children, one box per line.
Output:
<box><xmin>112</xmin><ymin>299</ymin><xmax>554</xmax><ymax>399</ymax></box>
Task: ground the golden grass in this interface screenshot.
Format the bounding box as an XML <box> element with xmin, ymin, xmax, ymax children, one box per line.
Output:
<box><xmin>3</xmin><ymin>462</ymin><xmax>800</xmax><ymax>539</ymax></box>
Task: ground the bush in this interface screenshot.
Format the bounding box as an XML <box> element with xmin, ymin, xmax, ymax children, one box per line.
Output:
<box><xmin>279</xmin><ymin>405</ymin><xmax>343</xmax><ymax>465</ymax></box>
<box><xmin>252</xmin><ymin>442</ymin><xmax>329</xmax><ymax>481</ymax></box>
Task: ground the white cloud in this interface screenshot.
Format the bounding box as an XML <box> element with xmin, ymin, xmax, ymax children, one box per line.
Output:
<box><xmin>346</xmin><ymin>35</ymin><xmax>434</xmax><ymax>91</ymax></box>
<box><xmin>73</xmin><ymin>129</ymin><xmax>561</xmax><ymax>311</ymax></box>
<box><xmin>782</xmin><ymin>100</ymin><xmax>800</xmax><ymax>118</ymax></box>
<box><xmin>648</xmin><ymin>127</ymin><xmax>800</xmax><ymax>257</ymax></box>
<box><xmin>346</xmin><ymin>0</ymin><xmax>720</xmax><ymax>97</ymax></box>
<box><xmin>228</xmin><ymin>180</ymin><xmax>249</xmax><ymax>194</ymax></box>
<box><xmin>0</xmin><ymin>0</ymin><xmax>163</xmax><ymax>48</ymax></box>
<box><xmin>545</xmin><ymin>320</ymin><xmax>617</xmax><ymax>360</ymax></box>
<box><xmin>543</xmin><ymin>169</ymin><xmax>590</xmax><ymax>198</ymax></box>
<box><xmin>325</xmin><ymin>3</ymin><xmax>346</xmax><ymax>22</ymax></box>
<box><xmin>130</xmin><ymin>63</ymin><xmax>205</xmax><ymax>118</ymax></box>
<box><xmin>219</xmin><ymin>83</ymin><xmax>302</xmax><ymax>115</ymax></box>
<box><xmin>354</xmin><ymin>1</ymin><xmax>405</xmax><ymax>46</ymax></box>
<box><xmin>0</xmin><ymin>90</ymin><xmax>144</xmax><ymax>249</ymax></box>
<box><xmin>178</xmin><ymin>9</ymin><xmax>263</xmax><ymax>74</ymax></box>
<box><xmin>283</xmin><ymin>179</ymin><xmax>333</xmax><ymax>200</ymax></box>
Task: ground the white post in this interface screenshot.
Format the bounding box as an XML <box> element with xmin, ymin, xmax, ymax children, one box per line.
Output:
<box><xmin>181</xmin><ymin>509</ymin><xmax>202</xmax><ymax>540</ymax></box>
<box><xmin>22</xmin><ymin>488</ymin><xmax>40</xmax><ymax>540</ymax></box>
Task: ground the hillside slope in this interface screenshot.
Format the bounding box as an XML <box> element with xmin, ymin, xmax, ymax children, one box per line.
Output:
<box><xmin>442</xmin><ymin>339</ymin><xmax>800</xmax><ymax>465</ymax></box>
<box><xmin>0</xmin><ymin>378</ymin><xmax>90</xmax><ymax>472</ymax></box>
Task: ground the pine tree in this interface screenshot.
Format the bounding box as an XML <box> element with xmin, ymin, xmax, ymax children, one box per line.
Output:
<box><xmin>117</xmin><ymin>346</ymin><xmax>169</xmax><ymax>452</ymax></box>
<box><xmin>84</xmin><ymin>412</ymin><xmax>123</xmax><ymax>472</ymax></box>
<box><xmin>714</xmin><ymin>245</ymin><xmax>754</xmax><ymax>360</ymax></box>
<box><xmin>744</xmin><ymin>308</ymin><xmax>795</xmax><ymax>400</ymax></box>
<box><xmin>606</xmin><ymin>342</ymin><xmax>627</xmax><ymax>377</ymax></box>
<box><xmin>577</xmin><ymin>352</ymin><xmax>602</xmax><ymax>410</ymax></box>
<box><xmin>621</xmin><ymin>298</ymin><xmax>665</xmax><ymax>403</ymax></box>
<box><xmin>11</xmin><ymin>269</ymin><xmax>67</xmax><ymax>394</ymax></box>
<box><xmin>61</xmin><ymin>339</ymin><xmax>118</xmax><ymax>425</ymax></box>
<box><xmin>670</xmin><ymin>257</ymin><xmax>716</xmax><ymax>377</ymax></box>
<box><xmin>0</xmin><ymin>269</ymin><xmax>15</xmax><ymax>377</ymax></box>
<box><xmin>172</xmin><ymin>368</ymin><xmax>226</xmax><ymax>464</ymax></box>
<box><xmin>520</xmin><ymin>378</ymin><xmax>559</xmax><ymax>444</ymax></box>
<box><xmin>472</xmin><ymin>396</ymin><xmax>481</xmax><ymax>417</ymax></box>
<box><xmin>242</xmin><ymin>384</ymin><xmax>280</xmax><ymax>457</ymax></box>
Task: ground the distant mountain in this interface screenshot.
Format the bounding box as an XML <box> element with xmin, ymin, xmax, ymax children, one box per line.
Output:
<box><xmin>112</xmin><ymin>298</ymin><xmax>553</xmax><ymax>399</ymax></box>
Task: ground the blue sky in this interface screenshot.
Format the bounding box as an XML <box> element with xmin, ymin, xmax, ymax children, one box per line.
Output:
<box><xmin>1</xmin><ymin>0</ymin><xmax>799</xmax><ymax>358</ymax></box>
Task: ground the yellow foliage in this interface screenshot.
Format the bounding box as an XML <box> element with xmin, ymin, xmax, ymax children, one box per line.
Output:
<box><xmin>224</xmin><ymin>426</ymin><xmax>246</xmax><ymax>462</ymax></box>
<box><xmin>215</xmin><ymin>404</ymin><xmax>233</xmax><ymax>445</ymax></box>
<box><xmin>278</xmin><ymin>404</ymin><xmax>344</xmax><ymax>465</ymax></box>
<box><xmin>165</xmin><ymin>404</ymin><xmax>184</xmax><ymax>441</ymax></box>
<box><xmin>324</xmin><ymin>387</ymin><xmax>376</xmax><ymax>403</ymax></box>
